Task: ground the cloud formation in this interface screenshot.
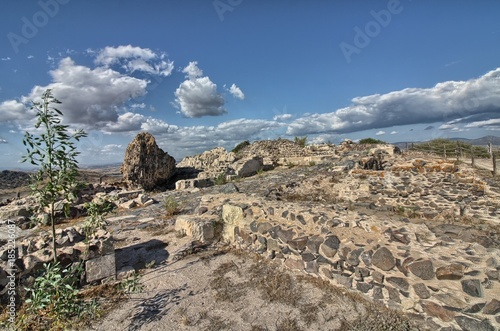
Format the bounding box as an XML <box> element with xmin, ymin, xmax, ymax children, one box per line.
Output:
<box><xmin>465</xmin><ymin>118</ymin><xmax>500</xmax><ymax>130</ymax></box>
<box><xmin>94</xmin><ymin>45</ymin><xmax>174</xmax><ymax>77</ymax></box>
<box><xmin>0</xmin><ymin>100</ymin><xmax>29</xmax><ymax>122</ymax></box>
<box><xmin>174</xmin><ymin>62</ymin><xmax>226</xmax><ymax>118</ymax></box>
<box><xmin>229</xmin><ymin>84</ymin><xmax>245</xmax><ymax>100</ymax></box>
<box><xmin>287</xmin><ymin>68</ymin><xmax>500</xmax><ymax>135</ymax></box>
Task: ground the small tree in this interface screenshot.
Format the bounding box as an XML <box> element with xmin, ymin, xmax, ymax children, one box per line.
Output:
<box><xmin>294</xmin><ymin>136</ymin><xmax>307</xmax><ymax>147</ymax></box>
<box><xmin>22</xmin><ymin>89</ymin><xmax>87</xmax><ymax>262</ymax></box>
<box><xmin>231</xmin><ymin>140</ymin><xmax>250</xmax><ymax>154</ymax></box>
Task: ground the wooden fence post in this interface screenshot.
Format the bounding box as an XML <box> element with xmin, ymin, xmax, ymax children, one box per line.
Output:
<box><xmin>470</xmin><ymin>146</ymin><xmax>475</xmax><ymax>167</ymax></box>
<box><xmin>493</xmin><ymin>153</ymin><xmax>497</xmax><ymax>177</ymax></box>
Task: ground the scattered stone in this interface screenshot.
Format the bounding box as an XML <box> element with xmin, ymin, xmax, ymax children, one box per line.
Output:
<box><xmin>482</xmin><ymin>299</ymin><xmax>500</xmax><ymax>315</ymax></box>
<box><xmin>454</xmin><ymin>316</ymin><xmax>495</xmax><ymax>331</ymax></box>
<box><xmin>421</xmin><ymin>301</ymin><xmax>455</xmax><ymax>322</ymax></box>
<box><xmin>276</xmin><ymin>229</ymin><xmax>295</xmax><ymax>244</ymax></box>
<box><xmin>434</xmin><ymin>293</ymin><xmax>468</xmax><ymax>310</ymax></box>
<box><xmin>387</xmin><ymin>287</ymin><xmax>401</xmax><ymax>303</ymax></box>
<box><xmin>356</xmin><ymin>282</ymin><xmax>373</xmax><ymax>293</ymax></box>
<box><xmin>332</xmin><ymin>274</ymin><xmax>352</xmax><ymax>288</ymax></box>
<box><xmin>436</xmin><ymin>263</ymin><xmax>464</xmax><ymax>280</ymax></box>
<box><xmin>347</xmin><ymin>248</ymin><xmax>364</xmax><ymax>266</ymax></box>
<box><xmin>284</xmin><ymin>258</ymin><xmax>304</xmax><ymax>270</ymax></box>
<box><xmin>408</xmin><ymin>259</ymin><xmax>435</xmax><ymax>280</ymax></box>
<box><xmin>306</xmin><ymin>235</ymin><xmax>324</xmax><ymax>254</ymax></box>
<box><xmin>86</xmin><ymin>253</ymin><xmax>116</xmax><ymax>283</ymax></box>
<box><xmin>289</xmin><ymin>236</ymin><xmax>308</xmax><ymax>251</ymax></box>
<box><xmin>175</xmin><ymin>216</ymin><xmax>217</xmax><ymax>243</ymax></box>
<box><xmin>387</xmin><ymin>277</ymin><xmax>409</xmax><ymax>291</ymax></box>
<box><xmin>220</xmin><ymin>183</ymin><xmax>240</xmax><ymax>194</ymax></box>
<box><xmin>372</xmin><ymin>246</ymin><xmax>396</xmax><ymax>271</ymax></box>
<box><xmin>372</xmin><ymin>270</ymin><xmax>384</xmax><ymax>284</ymax></box>
<box><xmin>413</xmin><ymin>283</ymin><xmax>430</xmax><ymax>299</ymax></box>
<box><xmin>373</xmin><ymin>286</ymin><xmax>384</xmax><ymax>300</ymax></box>
<box><xmin>464</xmin><ymin>302</ymin><xmax>486</xmax><ymax>314</ymax></box>
<box><xmin>461</xmin><ymin>279</ymin><xmax>483</xmax><ymax>297</ymax></box>
<box><xmin>319</xmin><ymin>235</ymin><xmax>340</xmax><ymax>258</ymax></box>
<box><xmin>119</xmin><ymin>200</ymin><xmax>137</xmax><ymax>209</ymax></box>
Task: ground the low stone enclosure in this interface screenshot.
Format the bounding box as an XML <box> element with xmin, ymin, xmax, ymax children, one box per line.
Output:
<box><xmin>0</xmin><ymin>189</ymin><xmax>154</xmax><ymax>303</ymax></box>
<box><xmin>175</xmin><ymin>161</ymin><xmax>500</xmax><ymax>331</ymax></box>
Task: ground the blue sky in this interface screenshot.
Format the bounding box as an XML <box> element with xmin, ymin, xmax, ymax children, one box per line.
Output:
<box><xmin>1</xmin><ymin>0</ymin><xmax>500</xmax><ymax>169</ymax></box>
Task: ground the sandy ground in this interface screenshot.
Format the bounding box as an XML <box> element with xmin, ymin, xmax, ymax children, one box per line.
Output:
<box><xmin>82</xmin><ymin>244</ymin><xmax>416</xmax><ymax>331</ymax></box>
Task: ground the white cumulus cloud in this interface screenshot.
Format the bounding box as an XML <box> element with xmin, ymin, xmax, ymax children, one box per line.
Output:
<box><xmin>175</xmin><ymin>62</ymin><xmax>226</xmax><ymax>118</ymax></box>
<box><xmin>182</xmin><ymin>61</ymin><xmax>204</xmax><ymax>79</ymax></box>
<box><xmin>0</xmin><ymin>100</ymin><xmax>30</xmax><ymax>122</ymax></box>
<box><xmin>94</xmin><ymin>45</ymin><xmax>174</xmax><ymax>77</ymax></box>
<box><xmin>104</xmin><ymin>112</ymin><xmax>144</xmax><ymax>132</ymax></box>
<box><xmin>273</xmin><ymin>113</ymin><xmax>294</xmax><ymax>121</ymax></box>
<box><xmin>287</xmin><ymin>68</ymin><xmax>500</xmax><ymax>136</ymax></box>
<box><xmin>375</xmin><ymin>131</ymin><xmax>386</xmax><ymax>136</ymax></box>
<box><xmin>229</xmin><ymin>83</ymin><xmax>245</xmax><ymax>100</ymax></box>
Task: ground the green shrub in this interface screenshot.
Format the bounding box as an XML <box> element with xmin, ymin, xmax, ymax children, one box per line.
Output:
<box><xmin>358</xmin><ymin>138</ymin><xmax>386</xmax><ymax>144</ymax></box>
<box><xmin>232</xmin><ymin>140</ymin><xmax>250</xmax><ymax>154</ymax></box>
<box><xmin>214</xmin><ymin>172</ymin><xmax>227</xmax><ymax>185</ymax></box>
<box><xmin>82</xmin><ymin>198</ymin><xmax>114</xmax><ymax>239</ymax></box>
<box><xmin>294</xmin><ymin>136</ymin><xmax>307</xmax><ymax>147</ymax></box>
<box><xmin>120</xmin><ymin>272</ymin><xmax>144</xmax><ymax>295</ymax></box>
<box><xmin>22</xmin><ymin>261</ymin><xmax>99</xmax><ymax>329</ymax></box>
<box><xmin>163</xmin><ymin>195</ymin><xmax>182</xmax><ymax>217</ymax></box>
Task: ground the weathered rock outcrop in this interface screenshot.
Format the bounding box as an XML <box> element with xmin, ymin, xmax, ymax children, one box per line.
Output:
<box><xmin>121</xmin><ymin>132</ymin><xmax>176</xmax><ymax>190</ymax></box>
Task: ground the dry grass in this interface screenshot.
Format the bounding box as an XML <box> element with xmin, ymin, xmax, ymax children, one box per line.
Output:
<box><xmin>204</xmin><ymin>315</ymin><xmax>233</xmax><ymax>331</ymax></box>
<box><xmin>275</xmin><ymin>315</ymin><xmax>303</xmax><ymax>331</ymax></box>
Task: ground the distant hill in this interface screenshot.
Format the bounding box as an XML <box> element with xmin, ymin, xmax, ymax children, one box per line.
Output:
<box><xmin>393</xmin><ymin>135</ymin><xmax>500</xmax><ymax>150</ymax></box>
<box><xmin>448</xmin><ymin>135</ymin><xmax>500</xmax><ymax>146</ymax></box>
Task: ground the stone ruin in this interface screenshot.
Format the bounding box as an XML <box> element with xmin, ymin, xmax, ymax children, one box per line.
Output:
<box><xmin>174</xmin><ymin>154</ymin><xmax>500</xmax><ymax>331</ymax></box>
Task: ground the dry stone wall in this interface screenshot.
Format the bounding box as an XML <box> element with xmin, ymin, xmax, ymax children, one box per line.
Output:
<box><xmin>175</xmin><ymin>164</ymin><xmax>500</xmax><ymax>331</ymax></box>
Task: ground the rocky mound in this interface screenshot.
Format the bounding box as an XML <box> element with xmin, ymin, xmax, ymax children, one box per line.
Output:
<box><xmin>235</xmin><ymin>138</ymin><xmax>310</xmax><ymax>159</ymax></box>
<box><xmin>121</xmin><ymin>132</ymin><xmax>176</xmax><ymax>190</ymax></box>
<box><xmin>0</xmin><ymin>170</ymin><xmax>30</xmax><ymax>190</ymax></box>
<box><xmin>176</xmin><ymin>147</ymin><xmax>236</xmax><ymax>177</ymax></box>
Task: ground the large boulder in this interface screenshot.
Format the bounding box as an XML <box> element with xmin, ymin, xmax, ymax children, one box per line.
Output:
<box><xmin>121</xmin><ymin>132</ymin><xmax>176</xmax><ymax>190</ymax></box>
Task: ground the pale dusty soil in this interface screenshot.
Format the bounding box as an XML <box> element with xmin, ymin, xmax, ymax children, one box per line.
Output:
<box><xmin>469</xmin><ymin>158</ymin><xmax>496</xmax><ymax>172</ymax></box>
<box><xmin>82</xmin><ymin>246</ymin><xmax>416</xmax><ymax>331</ymax></box>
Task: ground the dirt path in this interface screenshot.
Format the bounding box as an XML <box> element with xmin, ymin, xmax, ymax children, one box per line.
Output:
<box><xmin>465</xmin><ymin>157</ymin><xmax>496</xmax><ymax>172</ymax></box>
